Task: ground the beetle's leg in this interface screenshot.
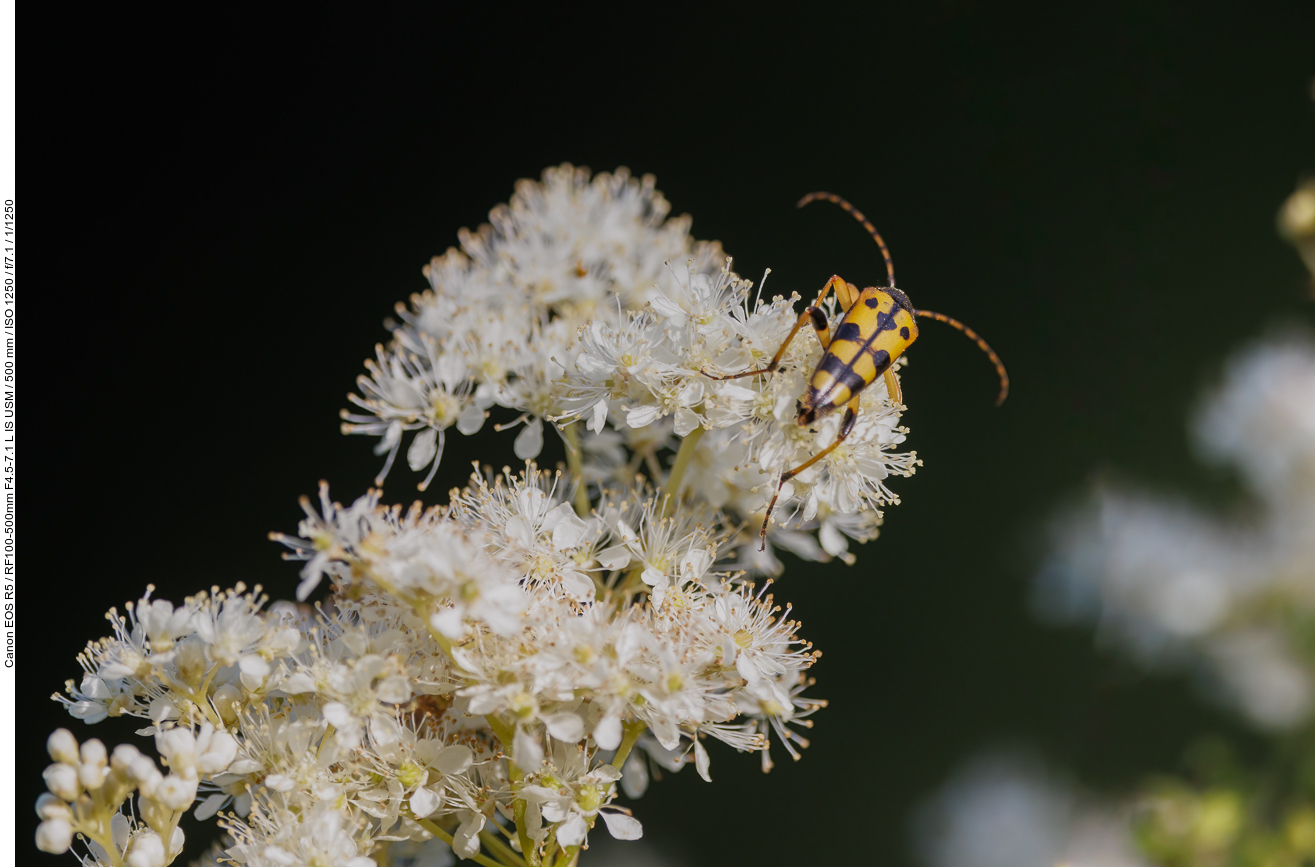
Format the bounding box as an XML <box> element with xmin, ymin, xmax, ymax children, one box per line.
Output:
<box><xmin>882</xmin><ymin>368</ymin><xmax>902</xmax><ymax>406</ymax></box>
<box><xmin>758</xmin><ymin>392</ymin><xmax>863</xmax><ymax>550</ymax></box>
<box><xmin>702</xmin><ymin>275</ymin><xmax>847</xmax><ymax>380</ymax></box>
<box><xmin>833</xmin><ymin>277</ymin><xmax>860</xmax><ymax>311</ymax></box>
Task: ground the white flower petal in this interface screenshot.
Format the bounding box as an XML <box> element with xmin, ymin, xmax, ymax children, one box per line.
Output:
<box><xmin>409</xmin><ymin>786</ymin><xmax>440</xmax><ymax>819</ymax></box>
<box><xmin>514</xmin><ymin>418</ymin><xmax>545</xmax><ymax>459</ymax></box>
<box><xmin>432</xmin><ymin>744</ymin><xmax>473</xmax><ymax>775</ymax></box>
<box><xmin>674</xmin><ymin>407</ymin><xmax>701</xmax><ymax>436</ymax></box>
<box><xmin>625</xmin><ymin>404</ymin><xmax>662</xmax><ymax>428</ymax></box>
<box><xmin>543</xmin><ymin>712</ymin><xmax>585</xmax><ymax>743</ymax></box>
<box><xmin>589</xmin><ymin>399</ymin><xmax>609</xmax><ymax>433</ymax></box>
<box><xmin>407</xmin><ymin>428</ymin><xmax>439</xmax><ymax>471</ymax></box>
<box><xmin>596</xmin><ymin>545</ymin><xmax>632</xmax><ymax>570</ymax></box>
<box><xmin>557</xmin><ymin>813</ymin><xmax>588</xmax><ymax>847</ymax></box>
<box><xmin>456</xmin><ymin>401</ymin><xmax>487</xmax><ymax>435</ymax></box>
<box><xmin>513</xmin><ymin>728</ymin><xmax>544</xmax><ymax>771</ymax></box>
<box><xmin>593</xmin><ymin>714</ymin><xmax>622</xmax><ymax>751</ymax></box>
<box><xmin>429</xmin><ymin>608</ymin><xmax>464</xmax><ymax>640</ymax></box>
<box><xmin>693</xmin><ymin>739</ymin><xmax>711</xmax><ymax>782</ymax></box>
<box><xmin>194</xmin><ymin>794</ymin><xmax>227</xmax><ymax>821</ymax></box>
<box><xmin>601</xmin><ymin>810</ymin><xmax>643</xmax><ymax>840</ymax></box>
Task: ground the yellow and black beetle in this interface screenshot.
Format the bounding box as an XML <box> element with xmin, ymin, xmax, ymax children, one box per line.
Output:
<box><xmin>706</xmin><ymin>192</ymin><xmax>1009</xmax><ymax>548</ymax></box>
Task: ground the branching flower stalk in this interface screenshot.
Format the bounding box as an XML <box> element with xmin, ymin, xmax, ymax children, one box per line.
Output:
<box><xmin>36</xmin><ymin>166</ymin><xmax>922</xmax><ymax>866</ymax></box>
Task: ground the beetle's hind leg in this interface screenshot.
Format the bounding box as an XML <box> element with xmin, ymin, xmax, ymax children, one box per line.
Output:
<box><xmin>701</xmin><ymin>275</ymin><xmax>851</xmax><ymax>380</ymax></box>
<box><xmin>759</xmin><ymin>392</ymin><xmax>862</xmax><ymax>551</ymax></box>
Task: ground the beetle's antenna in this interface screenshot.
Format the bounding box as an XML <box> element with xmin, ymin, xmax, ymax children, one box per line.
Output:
<box><xmin>914</xmin><ymin>310</ymin><xmax>1010</xmax><ymax>406</ymax></box>
<box><xmin>798</xmin><ymin>192</ymin><xmax>895</xmax><ymax>288</ymax></box>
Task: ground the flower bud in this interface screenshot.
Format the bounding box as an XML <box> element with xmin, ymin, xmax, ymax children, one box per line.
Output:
<box><xmin>46</xmin><ymin>729</ymin><xmax>78</xmax><ymax>764</ymax></box>
<box><xmin>154</xmin><ymin>773</ymin><xmax>198</xmax><ymax>811</ymax></box>
<box><xmin>35</xmin><ymin>818</ymin><xmax>74</xmax><ymax>854</ymax></box>
<box><xmin>171</xmin><ymin>638</ymin><xmax>207</xmax><ymax>686</ymax></box>
<box><xmin>129</xmin><ymin>755</ymin><xmax>161</xmax><ymax>788</ymax></box>
<box><xmin>35</xmin><ymin>793</ymin><xmax>73</xmax><ymax>821</ymax></box>
<box><xmin>125</xmin><ymin>829</ymin><xmax>167</xmax><ymax>867</ymax></box>
<box><xmin>80</xmin><ymin>738</ymin><xmax>108</xmax><ymax>768</ymax></box>
<box><xmin>110</xmin><ymin>743</ymin><xmax>144</xmax><ymax>774</ymax></box>
<box><xmin>79</xmin><ymin>761</ymin><xmax>108</xmax><ymax>791</ymax></box>
<box><xmin>43</xmin><ymin>763</ymin><xmax>80</xmax><ymax>801</ymax></box>
<box><xmin>211</xmin><ymin>682</ymin><xmax>244</xmax><ymax>724</ymax></box>
<box><xmin>102</xmin><ymin>768</ymin><xmax>136</xmax><ymax>808</ymax></box>
<box><xmin>197</xmin><ymin>730</ymin><xmax>238</xmax><ymax>774</ymax></box>
<box><xmin>155</xmin><ymin>727</ymin><xmax>196</xmax><ymax>771</ymax></box>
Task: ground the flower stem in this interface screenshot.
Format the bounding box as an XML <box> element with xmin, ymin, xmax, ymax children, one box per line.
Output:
<box><xmin>506</xmin><ymin>761</ymin><xmax>541</xmax><ymax>867</ymax></box>
<box><xmin>480</xmin><ymin>828</ymin><xmax>528</xmax><ymax>867</ymax></box>
<box><xmin>541</xmin><ymin>828</ymin><xmax>559</xmax><ymax>866</ymax></box>
<box><xmin>84</xmin><ymin>824</ymin><xmax>126</xmax><ymax>867</ymax></box>
<box><xmin>563</xmin><ymin>422</ymin><xmax>590</xmax><ymax>518</ymax></box>
<box><xmin>191</xmin><ymin>665</ymin><xmax>224</xmax><ymax>727</ymax></box>
<box><xmin>416</xmin><ymin>818</ymin><xmax>513</xmax><ymax>867</ymax></box>
<box><xmin>609</xmin><ymin>719</ymin><xmax>647</xmax><ymax>771</ymax></box>
<box><xmin>485</xmin><ymin>714</ymin><xmax>513</xmax><ymax>745</ymax></box>
<box><xmin>661</xmin><ymin>426</ymin><xmax>705</xmax><ymax>518</ymax></box>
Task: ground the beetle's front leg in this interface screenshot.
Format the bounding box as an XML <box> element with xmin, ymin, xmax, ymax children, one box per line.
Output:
<box><xmin>758</xmin><ymin>392</ymin><xmax>862</xmax><ymax>550</ymax></box>
<box><xmin>702</xmin><ymin>275</ymin><xmax>848</xmax><ymax>381</ymax></box>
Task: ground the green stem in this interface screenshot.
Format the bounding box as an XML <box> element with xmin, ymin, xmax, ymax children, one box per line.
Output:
<box><xmin>483</xmin><ymin>714</ymin><xmax>540</xmax><ymax>864</ymax></box>
<box><xmin>92</xmin><ymin>836</ymin><xmax>125</xmax><ymax>867</ymax></box>
<box><xmin>554</xmin><ymin>844</ymin><xmax>580</xmax><ymax>867</ymax></box>
<box><xmin>316</xmin><ymin>723</ymin><xmax>336</xmax><ymax>761</ymax></box>
<box><xmin>661</xmin><ymin>425</ymin><xmax>705</xmax><ymax>518</ymax></box>
<box><xmin>562</xmin><ymin>422</ymin><xmax>590</xmax><ymax>518</ymax></box>
<box><xmin>192</xmin><ymin>665</ymin><xmax>224</xmax><ymax>727</ymax></box>
<box><xmin>416</xmin><ymin>818</ymin><xmax>513</xmax><ymax>867</ymax></box>
<box><xmin>506</xmin><ymin>761</ymin><xmax>541</xmax><ymax>867</ymax></box>
<box><xmin>485</xmin><ymin>714</ymin><xmax>513</xmax><ymax>745</ymax></box>
<box><xmin>609</xmin><ymin>720</ymin><xmax>648</xmax><ymax>771</ymax></box>
<box><xmin>480</xmin><ymin>828</ymin><xmax>527</xmax><ymax>867</ymax></box>
<box><xmin>541</xmin><ymin>828</ymin><xmax>559</xmax><ymax>866</ymax></box>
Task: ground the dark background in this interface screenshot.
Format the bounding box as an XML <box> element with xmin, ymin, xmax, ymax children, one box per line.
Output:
<box><xmin>19</xmin><ymin>5</ymin><xmax>1315</xmax><ymax>864</ymax></box>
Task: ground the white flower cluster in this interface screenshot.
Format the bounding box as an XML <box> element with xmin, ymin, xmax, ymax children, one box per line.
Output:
<box><xmin>36</xmin><ymin>726</ymin><xmax>236</xmax><ymax>866</ymax></box>
<box><xmin>44</xmin><ymin>463</ymin><xmax>822</xmax><ymax>866</ymax></box>
<box><xmin>35</xmin><ymin>166</ymin><xmax>935</xmax><ymax>866</ymax></box>
<box><xmin>1034</xmin><ymin>332</ymin><xmax>1315</xmax><ymax>729</ymax></box>
<box><xmin>342</xmin><ymin>164</ymin><xmax>725</xmax><ymax>486</ymax></box>
<box><xmin>913</xmin><ymin>752</ymin><xmax>1146</xmax><ymax>867</ymax></box>
<box><xmin>343</xmin><ymin>164</ymin><xmax>917</xmax><ymax>569</ymax></box>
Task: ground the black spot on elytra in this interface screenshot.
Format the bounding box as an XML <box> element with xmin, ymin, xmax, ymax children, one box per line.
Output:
<box><xmin>867</xmin><ymin>348</ymin><xmax>892</xmax><ymax>373</ymax></box>
<box><xmin>875</xmin><ymin>310</ymin><xmax>898</xmax><ymax>333</ymax></box>
<box><xmin>833</xmin><ymin>322</ymin><xmax>863</xmax><ymax>343</ymax></box>
<box><xmin>900</xmin><ymin>326</ymin><xmax>910</xmax><ymax>339</ymax></box>
<box><xmin>865</xmin><ymin>296</ymin><xmax>881</xmax><ymax>308</ymax></box>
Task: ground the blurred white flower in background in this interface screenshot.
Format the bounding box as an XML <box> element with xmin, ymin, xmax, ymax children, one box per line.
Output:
<box><xmin>1034</xmin><ymin>332</ymin><xmax>1315</xmax><ymax>729</ymax></box>
<box><xmin>1279</xmin><ymin>179</ymin><xmax>1315</xmax><ymax>292</ymax></box>
<box><xmin>913</xmin><ymin>752</ymin><xmax>1146</xmax><ymax>867</ymax></box>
